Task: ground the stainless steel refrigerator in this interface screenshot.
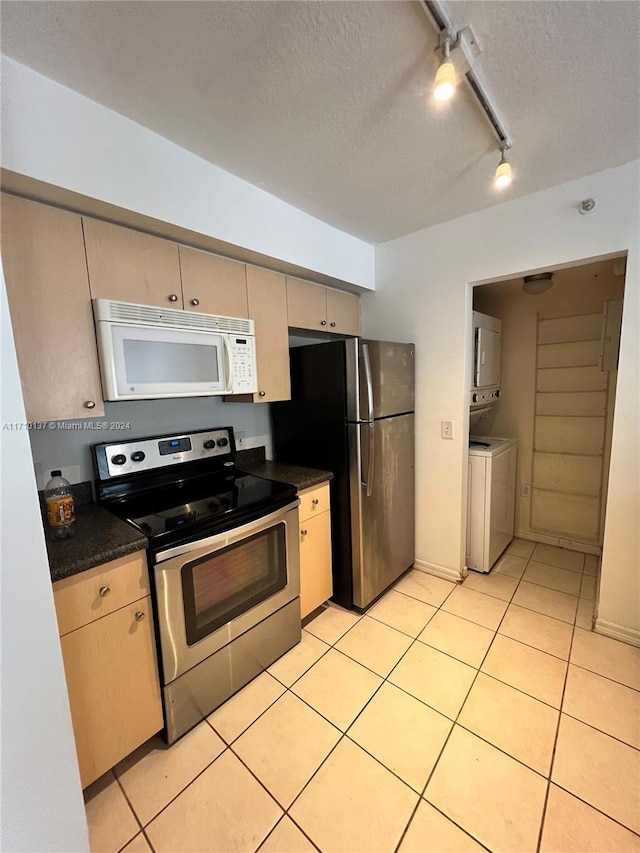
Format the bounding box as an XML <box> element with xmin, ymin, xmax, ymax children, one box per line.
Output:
<box><xmin>271</xmin><ymin>338</ymin><xmax>415</xmax><ymax>610</ymax></box>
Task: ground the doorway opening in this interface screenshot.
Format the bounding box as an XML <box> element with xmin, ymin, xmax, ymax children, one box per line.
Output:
<box><xmin>466</xmin><ymin>254</ymin><xmax>626</xmax><ymax>577</ymax></box>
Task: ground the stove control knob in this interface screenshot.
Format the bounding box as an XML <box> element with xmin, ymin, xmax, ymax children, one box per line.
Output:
<box><xmin>203</xmin><ymin>439</ymin><xmax>216</xmax><ymax>450</ymax></box>
<box><xmin>111</xmin><ymin>454</ymin><xmax>127</xmax><ymax>466</ymax></box>
<box><xmin>131</xmin><ymin>451</ymin><xmax>146</xmax><ymax>462</ymax></box>
<box><xmin>217</xmin><ymin>437</ymin><xmax>229</xmax><ymax>447</ymax></box>
<box><xmin>472</xmin><ymin>393</ymin><xmax>478</xmax><ymax>403</ymax></box>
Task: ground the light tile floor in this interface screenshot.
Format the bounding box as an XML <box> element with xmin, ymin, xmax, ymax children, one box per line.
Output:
<box><xmin>84</xmin><ymin>540</ymin><xmax>640</xmax><ymax>853</ymax></box>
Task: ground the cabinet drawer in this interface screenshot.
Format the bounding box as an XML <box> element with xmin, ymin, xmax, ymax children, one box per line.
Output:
<box><xmin>298</xmin><ymin>482</ymin><xmax>331</xmax><ymax>523</ymax></box>
<box><xmin>54</xmin><ymin>552</ymin><xmax>150</xmax><ymax>636</ymax></box>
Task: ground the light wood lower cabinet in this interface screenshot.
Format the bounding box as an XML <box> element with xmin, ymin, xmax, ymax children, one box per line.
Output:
<box><xmin>53</xmin><ymin>554</ymin><xmax>163</xmax><ymax>789</ymax></box>
<box><xmin>298</xmin><ymin>483</ymin><xmax>333</xmax><ymax>618</ymax></box>
<box><xmin>1</xmin><ymin>194</ymin><xmax>105</xmax><ymax>422</ymax></box>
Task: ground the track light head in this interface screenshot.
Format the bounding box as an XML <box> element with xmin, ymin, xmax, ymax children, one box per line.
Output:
<box><xmin>434</xmin><ymin>39</ymin><xmax>456</xmax><ymax>101</ymax></box>
<box><xmin>494</xmin><ymin>144</ymin><xmax>513</xmax><ymax>189</ymax></box>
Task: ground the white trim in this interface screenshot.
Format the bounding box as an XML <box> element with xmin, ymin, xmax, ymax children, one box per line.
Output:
<box><xmin>594</xmin><ymin>618</ymin><xmax>640</xmax><ymax>648</ymax></box>
<box><xmin>514</xmin><ymin>529</ymin><xmax>601</xmax><ymax>557</ymax></box>
<box><xmin>413</xmin><ymin>558</ymin><xmax>463</xmax><ymax>583</ymax></box>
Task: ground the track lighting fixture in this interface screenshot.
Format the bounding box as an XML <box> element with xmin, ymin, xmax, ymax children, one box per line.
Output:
<box><xmin>434</xmin><ymin>38</ymin><xmax>456</xmax><ymax>101</ymax></box>
<box><xmin>494</xmin><ymin>144</ymin><xmax>513</xmax><ymax>189</ymax></box>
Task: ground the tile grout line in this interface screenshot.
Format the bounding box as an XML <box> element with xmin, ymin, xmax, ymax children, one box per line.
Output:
<box><xmin>115</xmin><ymin>546</ymin><xmax>606</xmax><ymax>852</ymax></box>
<box><xmin>535</xmin><ymin>612</ymin><xmax>578</xmax><ymax>853</ymax></box>
<box><xmin>394</xmin><ymin>563</ymin><xmax>524</xmax><ymax>852</ymax></box>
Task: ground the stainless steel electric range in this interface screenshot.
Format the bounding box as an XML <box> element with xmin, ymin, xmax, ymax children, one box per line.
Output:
<box><xmin>93</xmin><ymin>427</ymin><xmax>301</xmax><ymax>744</ymax></box>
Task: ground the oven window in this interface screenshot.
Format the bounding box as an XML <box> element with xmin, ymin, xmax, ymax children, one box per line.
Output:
<box><xmin>181</xmin><ymin>523</ymin><xmax>287</xmax><ymax>644</ymax></box>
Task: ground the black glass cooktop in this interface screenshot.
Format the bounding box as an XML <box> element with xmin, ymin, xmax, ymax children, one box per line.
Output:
<box><xmin>106</xmin><ymin>471</ymin><xmax>297</xmax><ymax>551</ymax></box>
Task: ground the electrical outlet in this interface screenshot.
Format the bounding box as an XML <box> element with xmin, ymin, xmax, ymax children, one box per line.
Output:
<box><xmin>521</xmin><ymin>483</ymin><xmax>531</xmax><ymax>498</ymax></box>
<box><xmin>236</xmin><ymin>431</ymin><xmax>246</xmax><ymax>450</ymax></box>
<box><xmin>441</xmin><ymin>420</ymin><xmax>454</xmax><ymax>440</ymax></box>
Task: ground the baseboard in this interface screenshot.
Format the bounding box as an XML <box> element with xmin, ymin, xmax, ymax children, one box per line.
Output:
<box><xmin>514</xmin><ymin>529</ymin><xmax>601</xmax><ymax>557</ymax></box>
<box><xmin>594</xmin><ymin>618</ymin><xmax>640</xmax><ymax>648</ymax></box>
<box><xmin>413</xmin><ymin>559</ymin><xmax>463</xmax><ymax>583</ymax></box>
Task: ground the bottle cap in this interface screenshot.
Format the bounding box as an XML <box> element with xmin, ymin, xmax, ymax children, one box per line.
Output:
<box><xmin>51</xmin><ymin>470</ymin><xmax>62</xmax><ymax>477</ymax></box>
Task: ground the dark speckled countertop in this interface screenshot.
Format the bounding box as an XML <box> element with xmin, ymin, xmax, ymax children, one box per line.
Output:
<box><xmin>235</xmin><ymin>447</ymin><xmax>333</xmax><ymax>490</ymax></box>
<box><xmin>46</xmin><ymin>447</ymin><xmax>330</xmax><ymax>583</ymax></box>
<box><xmin>46</xmin><ymin>504</ymin><xmax>147</xmax><ymax>583</ymax></box>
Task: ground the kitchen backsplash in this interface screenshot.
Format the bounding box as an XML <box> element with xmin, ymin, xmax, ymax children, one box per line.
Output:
<box><xmin>29</xmin><ymin>397</ymin><xmax>272</xmax><ymax>488</ymax></box>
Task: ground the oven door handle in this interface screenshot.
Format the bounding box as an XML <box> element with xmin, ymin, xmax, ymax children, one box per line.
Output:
<box><xmin>153</xmin><ymin>499</ymin><xmax>300</xmax><ymax>564</ymax></box>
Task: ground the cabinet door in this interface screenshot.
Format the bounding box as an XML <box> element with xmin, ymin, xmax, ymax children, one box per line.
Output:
<box><xmin>245</xmin><ymin>266</ymin><xmax>291</xmax><ymax>402</ymax></box>
<box><xmin>83</xmin><ymin>218</ymin><xmax>183</xmax><ymax>308</ymax></box>
<box><xmin>179</xmin><ymin>247</ymin><xmax>248</xmax><ymax>317</ymax></box>
<box><xmin>299</xmin><ymin>512</ymin><xmax>333</xmax><ymax>619</ymax></box>
<box><xmin>1</xmin><ymin>195</ymin><xmax>105</xmax><ymax>421</ymax></box>
<box><xmin>286</xmin><ymin>276</ymin><xmax>327</xmax><ymax>331</ymax></box>
<box><xmin>60</xmin><ymin>597</ymin><xmax>163</xmax><ymax>788</ymax></box>
<box><xmin>326</xmin><ymin>288</ymin><xmax>360</xmax><ymax>336</ymax></box>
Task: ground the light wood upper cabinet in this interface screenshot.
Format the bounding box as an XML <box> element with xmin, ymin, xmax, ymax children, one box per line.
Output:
<box><xmin>245</xmin><ymin>266</ymin><xmax>291</xmax><ymax>402</ymax></box>
<box><xmin>83</xmin><ymin>218</ymin><xmax>183</xmax><ymax>308</ymax></box>
<box><xmin>286</xmin><ymin>275</ymin><xmax>360</xmax><ymax>336</ymax></box>
<box><xmin>327</xmin><ymin>288</ymin><xmax>360</xmax><ymax>336</ymax></box>
<box><xmin>286</xmin><ymin>276</ymin><xmax>328</xmax><ymax>331</ymax></box>
<box><xmin>179</xmin><ymin>247</ymin><xmax>249</xmax><ymax>317</ymax></box>
<box><xmin>1</xmin><ymin>194</ymin><xmax>105</xmax><ymax>422</ymax></box>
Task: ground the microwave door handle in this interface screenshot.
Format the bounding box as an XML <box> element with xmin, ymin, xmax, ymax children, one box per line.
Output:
<box><xmin>474</xmin><ymin>328</ymin><xmax>481</xmax><ymax>387</ymax></box>
<box><xmin>223</xmin><ymin>336</ymin><xmax>234</xmax><ymax>393</ymax></box>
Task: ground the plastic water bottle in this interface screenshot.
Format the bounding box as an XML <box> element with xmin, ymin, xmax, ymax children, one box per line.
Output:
<box><xmin>45</xmin><ymin>470</ymin><xmax>76</xmax><ymax>540</ymax></box>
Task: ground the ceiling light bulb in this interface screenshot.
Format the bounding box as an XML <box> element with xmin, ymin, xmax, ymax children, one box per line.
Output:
<box><xmin>434</xmin><ymin>39</ymin><xmax>456</xmax><ymax>101</ymax></box>
<box><xmin>494</xmin><ymin>148</ymin><xmax>512</xmax><ymax>188</ymax></box>
<box><xmin>434</xmin><ymin>58</ymin><xmax>456</xmax><ymax>101</ymax></box>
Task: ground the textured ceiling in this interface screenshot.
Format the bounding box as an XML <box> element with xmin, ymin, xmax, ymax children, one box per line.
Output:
<box><xmin>2</xmin><ymin>1</ymin><xmax>639</xmax><ymax>244</ymax></box>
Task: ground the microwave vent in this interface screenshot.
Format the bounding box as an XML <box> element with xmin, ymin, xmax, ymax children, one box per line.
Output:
<box><xmin>94</xmin><ymin>299</ymin><xmax>254</xmax><ymax>335</ymax></box>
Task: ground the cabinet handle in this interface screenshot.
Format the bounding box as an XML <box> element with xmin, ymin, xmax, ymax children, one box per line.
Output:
<box><xmin>259</xmin><ymin>391</ymin><xmax>266</xmax><ymax>397</ymax></box>
<box><xmin>168</xmin><ymin>294</ymin><xmax>179</xmax><ymax>302</ymax></box>
<box><xmin>191</xmin><ymin>298</ymin><xmax>200</xmax><ymax>307</ymax></box>
<box><xmin>84</xmin><ymin>400</ymin><xmax>96</xmax><ymax>409</ymax></box>
<box><xmin>300</xmin><ymin>529</ymin><xmax>308</xmax><ymax>537</ymax></box>
<box><xmin>330</xmin><ymin>322</ymin><xmax>336</xmax><ymax>328</ymax></box>
<box><xmin>320</xmin><ymin>320</ymin><xmax>327</xmax><ymax>326</ymax></box>
<box><xmin>312</xmin><ymin>498</ymin><xmax>319</xmax><ymax>505</ymax></box>
<box><xmin>99</xmin><ymin>586</ymin><xmax>110</xmax><ymax>597</ymax></box>
<box><xmin>134</xmin><ymin>611</ymin><xmax>145</xmax><ymax>622</ymax></box>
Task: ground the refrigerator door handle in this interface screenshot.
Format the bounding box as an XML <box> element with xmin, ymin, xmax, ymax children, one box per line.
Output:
<box><xmin>361</xmin><ymin>422</ymin><xmax>375</xmax><ymax>497</ymax></box>
<box><xmin>361</xmin><ymin>342</ymin><xmax>374</xmax><ymax>422</ymax></box>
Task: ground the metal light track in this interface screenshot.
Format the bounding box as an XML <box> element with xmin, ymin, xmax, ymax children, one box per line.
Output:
<box><xmin>421</xmin><ymin>0</ymin><xmax>512</xmax><ymax>148</ymax></box>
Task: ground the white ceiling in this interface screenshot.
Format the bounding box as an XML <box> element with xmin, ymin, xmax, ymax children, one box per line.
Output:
<box><xmin>2</xmin><ymin>1</ymin><xmax>639</xmax><ymax>244</ymax></box>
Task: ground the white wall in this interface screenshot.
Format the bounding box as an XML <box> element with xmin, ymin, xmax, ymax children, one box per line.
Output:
<box><xmin>363</xmin><ymin>160</ymin><xmax>640</xmax><ymax>635</ymax></box>
<box><xmin>29</xmin><ymin>397</ymin><xmax>273</xmax><ymax>488</ymax></box>
<box><xmin>0</xmin><ymin>56</ymin><xmax>375</xmax><ymax>290</ymax></box>
<box><xmin>0</xmin><ymin>271</ymin><xmax>89</xmax><ymax>851</ymax></box>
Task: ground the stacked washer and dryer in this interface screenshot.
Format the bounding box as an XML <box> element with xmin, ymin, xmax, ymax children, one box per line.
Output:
<box><xmin>467</xmin><ymin>311</ymin><xmax>517</xmax><ymax>573</ymax></box>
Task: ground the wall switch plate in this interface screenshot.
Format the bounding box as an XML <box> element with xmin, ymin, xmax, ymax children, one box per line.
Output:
<box><xmin>521</xmin><ymin>483</ymin><xmax>531</xmax><ymax>498</ymax></box>
<box><xmin>441</xmin><ymin>421</ymin><xmax>454</xmax><ymax>440</ymax></box>
<box><xmin>235</xmin><ymin>431</ymin><xmax>246</xmax><ymax>450</ymax></box>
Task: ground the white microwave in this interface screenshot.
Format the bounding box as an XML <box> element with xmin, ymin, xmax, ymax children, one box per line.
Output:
<box><xmin>93</xmin><ymin>299</ymin><xmax>258</xmax><ymax>401</ymax></box>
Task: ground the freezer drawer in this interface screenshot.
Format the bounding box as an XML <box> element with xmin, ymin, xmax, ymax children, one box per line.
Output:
<box><xmin>349</xmin><ymin>413</ymin><xmax>415</xmax><ymax>608</ymax></box>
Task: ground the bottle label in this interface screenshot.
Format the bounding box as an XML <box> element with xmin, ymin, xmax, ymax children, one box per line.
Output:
<box><xmin>46</xmin><ymin>496</ymin><xmax>75</xmax><ymax>527</ymax></box>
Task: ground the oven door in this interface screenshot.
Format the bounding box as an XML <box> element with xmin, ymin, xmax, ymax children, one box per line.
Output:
<box><xmin>153</xmin><ymin>501</ymin><xmax>300</xmax><ymax>683</ymax></box>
